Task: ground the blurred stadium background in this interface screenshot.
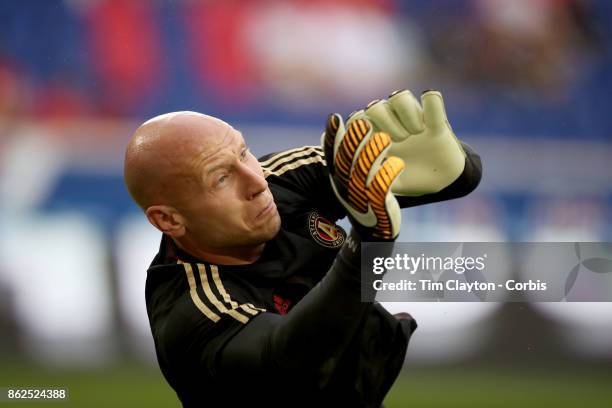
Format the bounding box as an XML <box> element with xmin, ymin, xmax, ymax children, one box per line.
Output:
<box><xmin>0</xmin><ymin>0</ymin><xmax>611</xmax><ymax>407</ymax></box>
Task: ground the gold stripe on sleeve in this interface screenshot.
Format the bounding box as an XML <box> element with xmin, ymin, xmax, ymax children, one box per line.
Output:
<box><xmin>239</xmin><ymin>304</ymin><xmax>259</xmax><ymax>316</ymax></box>
<box><xmin>196</xmin><ymin>264</ymin><xmax>250</xmax><ymax>324</ymax></box>
<box><xmin>210</xmin><ymin>264</ymin><xmax>239</xmax><ymax>308</ymax></box>
<box><xmin>265</xmin><ymin>155</ymin><xmax>325</xmax><ymax>177</ymax></box>
<box><xmin>264</xmin><ymin>146</ymin><xmax>323</xmax><ymax>172</ymax></box>
<box><xmin>259</xmin><ymin>145</ymin><xmax>322</xmax><ymax>168</ymax></box>
<box><xmin>246</xmin><ymin>303</ymin><xmax>267</xmax><ymax>312</ymax></box>
<box><xmin>210</xmin><ymin>265</ymin><xmax>264</xmax><ymax>317</ymax></box>
<box><xmin>182</xmin><ymin>263</ymin><xmax>220</xmax><ymax>323</ymax></box>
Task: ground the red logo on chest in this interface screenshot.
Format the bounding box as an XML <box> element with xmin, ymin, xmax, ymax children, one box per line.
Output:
<box><xmin>273</xmin><ymin>294</ymin><xmax>292</xmax><ymax>315</ymax></box>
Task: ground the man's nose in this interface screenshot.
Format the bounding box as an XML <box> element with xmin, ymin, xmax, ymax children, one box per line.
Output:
<box><xmin>239</xmin><ymin>163</ymin><xmax>268</xmax><ymax>200</ymax></box>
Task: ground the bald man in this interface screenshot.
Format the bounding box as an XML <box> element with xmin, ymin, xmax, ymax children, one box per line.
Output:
<box><xmin>125</xmin><ymin>100</ymin><xmax>481</xmax><ymax>407</ymax></box>
<box><xmin>125</xmin><ymin>112</ymin><xmax>280</xmax><ymax>264</ymax></box>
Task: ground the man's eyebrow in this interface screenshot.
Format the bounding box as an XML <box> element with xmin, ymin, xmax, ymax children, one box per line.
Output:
<box><xmin>203</xmin><ymin>133</ymin><xmax>246</xmax><ymax>176</ymax></box>
<box><xmin>205</xmin><ymin>162</ymin><xmax>229</xmax><ymax>176</ymax></box>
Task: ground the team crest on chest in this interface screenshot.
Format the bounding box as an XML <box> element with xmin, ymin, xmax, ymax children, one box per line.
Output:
<box><xmin>308</xmin><ymin>211</ymin><xmax>346</xmax><ymax>248</ymax></box>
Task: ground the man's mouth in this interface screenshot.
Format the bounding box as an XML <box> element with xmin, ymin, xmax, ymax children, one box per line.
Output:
<box><xmin>255</xmin><ymin>199</ymin><xmax>276</xmax><ymax>220</ymax></box>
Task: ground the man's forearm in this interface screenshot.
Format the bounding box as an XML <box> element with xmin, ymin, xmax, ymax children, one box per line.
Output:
<box><xmin>218</xmin><ymin>230</ymin><xmax>370</xmax><ymax>386</ymax></box>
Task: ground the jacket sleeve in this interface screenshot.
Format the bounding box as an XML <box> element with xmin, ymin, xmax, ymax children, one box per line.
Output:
<box><xmin>259</xmin><ymin>145</ymin><xmax>346</xmax><ymax>221</ymax></box>
<box><xmin>260</xmin><ymin>142</ymin><xmax>481</xmax><ymax>216</ymax></box>
<box><xmin>216</xmin><ymin>231</ymin><xmax>415</xmax><ymax>388</ymax></box>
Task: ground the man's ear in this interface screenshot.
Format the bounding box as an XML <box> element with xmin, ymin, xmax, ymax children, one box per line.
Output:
<box><xmin>145</xmin><ymin>205</ymin><xmax>186</xmax><ymax>237</ymax></box>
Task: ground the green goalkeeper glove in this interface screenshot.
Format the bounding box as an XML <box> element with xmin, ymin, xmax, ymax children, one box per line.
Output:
<box><xmin>322</xmin><ymin>114</ymin><xmax>404</xmax><ymax>241</ymax></box>
<box><xmin>347</xmin><ymin>89</ymin><xmax>466</xmax><ymax>197</ymax></box>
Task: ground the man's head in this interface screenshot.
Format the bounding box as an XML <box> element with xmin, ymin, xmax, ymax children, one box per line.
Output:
<box><xmin>124</xmin><ymin>111</ymin><xmax>281</xmax><ymax>263</ymax></box>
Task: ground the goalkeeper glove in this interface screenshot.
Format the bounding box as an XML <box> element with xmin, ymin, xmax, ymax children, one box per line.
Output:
<box><xmin>347</xmin><ymin>89</ymin><xmax>466</xmax><ymax>197</ymax></box>
<box><xmin>322</xmin><ymin>114</ymin><xmax>404</xmax><ymax>241</ymax></box>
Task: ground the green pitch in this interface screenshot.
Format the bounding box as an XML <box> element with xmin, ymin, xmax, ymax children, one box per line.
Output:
<box><xmin>1</xmin><ymin>363</ymin><xmax>611</xmax><ymax>407</ymax></box>
<box><xmin>386</xmin><ymin>365</ymin><xmax>612</xmax><ymax>408</ymax></box>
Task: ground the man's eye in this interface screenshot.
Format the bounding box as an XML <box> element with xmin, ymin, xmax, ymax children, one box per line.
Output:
<box><xmin>217</xmin><ymin>175</ymin><xmax>228</xmax><ymax>185</ymax></box>
<box><xmin>240</xmin><ymin>148</ymin><xmax>249</xmax><ymax>160</ymax></box>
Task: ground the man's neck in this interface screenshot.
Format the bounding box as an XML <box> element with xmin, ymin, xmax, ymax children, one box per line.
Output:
<box><xmin>172</xmin><ymin>237</ymin><xmax>265</xmax><ymax>265</ymax></box>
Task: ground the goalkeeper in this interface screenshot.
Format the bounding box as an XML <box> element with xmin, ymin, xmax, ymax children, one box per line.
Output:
<box><xmin>124</xmin><ymin>90</ymin><xmax>481</xmax><ymax>408</ymax></box>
